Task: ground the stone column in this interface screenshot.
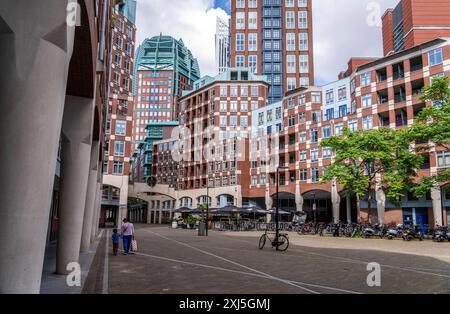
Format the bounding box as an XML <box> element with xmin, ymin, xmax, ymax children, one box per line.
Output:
<box><xmin>331</xmin><ymin>180</ymin><xmax>341</xmax><ymax>223</ymax></box>
<box><xmin>80</xmin><ymin>141</ymin><xmax>100</xmax><ymax>253</ymax></box>
<box><xmin>56</xmin><ymin>95</ymin><xmax>95</xmax><ymax>275</ymax></box>
<box><xmin>431</xmin><ymin>187</ymin><xmax>443</xmax><ymax>227</ymax></box>
<box><xmin>0</xmin><ymin>1</ymin><xmax>75</xmax><ymax>293</ymax></box>
<box><xmin>375</xmin><ymin>174</ymin><xmax>386</xmax><ymax>224</ymax></box>
<box><xmin>346</xmin><ymin>196</ymin><xmax>352</xmax><ymax>224</ymax></box>
<box><xmin>159</xmin><ymin>208</ymin><xmax>163</xmax><ymax>224</ymax></box>
<box><xmin>91</xmin><ymin>182</ymin><xmax>102</xmax><ymax>242</ymax></box>
<box><xmin>295</xmin><ymin>182</ymin><xmax>304</xmax><ymax>212</ymax></box>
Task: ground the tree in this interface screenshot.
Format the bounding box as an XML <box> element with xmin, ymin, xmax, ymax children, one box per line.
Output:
<box><xmin>408</xmin><ymin>76</ymin><xmax>450</xmax><ymax>197</ymax></box>
<box><xmin>321</xmin><ymin>127</ymin><xmax>423</xmax><ymax>223</ymax></box>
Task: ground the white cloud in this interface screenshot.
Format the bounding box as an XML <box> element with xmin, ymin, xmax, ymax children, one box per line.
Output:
<box><xmin>135</xmin><ymin>0</ymin><xmax>229</xmax><ymax>77</ymax></box>
<box><xmin>313</xmin><ymin>0</ymin><xmax>398</xmax><ymax>84</ymax></box>
<box><xmin>136</xmin><ymin>0</ymin><xmax>400</xmax><ymax>84</ymax></box>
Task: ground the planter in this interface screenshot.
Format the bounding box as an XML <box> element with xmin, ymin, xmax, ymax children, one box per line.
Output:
<box><xmin>172</xmin><ymin>221</ymin><xmax>178</xmax><ymax>229</ymax></box>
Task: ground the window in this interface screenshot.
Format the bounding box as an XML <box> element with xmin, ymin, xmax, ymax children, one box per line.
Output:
<box><xmin>114</xmin><ymin>141</ymin><xmax>125</xmax><ymax>157</ymax></box>
<box><xmin>231</xmin><ymin>86</ymin><xmax>238</xmax><ymax>97</ymax></box>
<box><xmin>312</xmin><ymin>111</ymin><xmax>321</xmax><ymax>124</ymax></box>
<box><xmin>298</xmin><ymin>112</ymin><xmax>306</xmax><ymax>124</ymax></box>
<box><xmin>220</xmin><ymin>86</ymin><xmax>227</xmax><ymax>97</ymax></box>
<box><xmin>251</xmin><ymin>176</ymin><xmax>258</xmax><ymax>186</ymax></box>
<box><xmin>299</xmin><ymin>33</ymin><xmax>308</xmax><ymax>51</ymax></box>
<box><xmin>231</xmin><ymin>175</ymin><xmax>237</xmax><ymax>185</ymax></box>
<box><xmin>113</xmin><ymin>161</ymin><xmax>123</xmax><ymax>175</ymax></box>
<box><xmin>299</xmin><ymin>94</ymin><xmax>306</xmax><ymax>105</ymax></box>
<box><xmin>248</xmin><ymin>12</ymin><xmax>257</xmax><ymax>29</ymax></box>
<box><xmin>362</xmin><ymin>94</ymin><xmax>372</xmax><ymax>108</ymax></box>
<box><xmin>286</xmin><ymin>33</ymin><xmax>296</xmax><ymax>51</ymax></box>
<box><xmin>289</xmin><ymin>115</ymin><xmax>295</xmax><ymax>127</ymax></box>
<box><xmin>115</xmin><ymin>120</ymin><xmax>126</xmax><ymax>135</ymax></box>
<box><xmin>349</xmin><ymin>119</ymin><xmax>358</xmax><ymax>132</ymax></box>
<box><xmin>299</xmin><ymin>131</ymin><xmax>307</xmax><ymax>143</ymax></box>
<box><xmin>248</xmin><ymin>0</ymin><xmax>257</xmax><ymax>8</ymax></box>
<box><xmin>299</xmin><ymin>55</ymin><xmax>309</xmax><ymax>73</ymax></box>
<box><xmin>248</xmin><ymin>33</ymin><xmax>257</xmax><ymax>51</ymax></box>
<box><xmin>220</xmin><ymin>116</ymin><xmax>227</xmax><ymax>127</ymax></box>
<box><xmin>241</xmin><ymin>101</ymin><xmax>248</xmax><ymax>112</ymax></box>
<box><xmin>240</xmin><ymin>116</ymin><xmax>248</xmax><ymax>126</ymax></box>
<box><xmin>230</xmin><ymin>101</ymin><xmax>238</xmax><ymax>112</ymax></box>
<box><xmin>286</xmin><ymin>0</ymin><xmax>294</xmax><ymax>7</ymax></box>
<box><xmin>236</xmin><ymin>12</ymin><xmax>245</xmax><ymax>29</ymax></box>
<box><xmin>323</xmin><ymin>147</ymin><xmax>332</xmax><ymax>159</ymax></box>
<box><xmin>248</xmin><ymin>55</ymin><xmax>257</xmax><ymax>73</ymax></box>
<box><xmin>258</xmin><ymin>112</ymin><xmax>264</xmax><ymax>126</ymax></box>
<box><xmin>429</xmin><ymin>48</ymin><xmax>443</xmax><ymax>67</ymax></box>
<box><xmin>360</xmin><ymin>72</ymin><xmax>371</xmax><ymax>87</ymax></box>
<box><xmin>436</xmin><ymin>151</ymin><xmax>450</xmax><ymax>168</ymax></box>
<box><xmin>236</xmin><ymin>55</ymin><xmax>245</xmax><ymax>67</ymax></box>
<box><xmin>300</xmin><ymin>77</ymin><xmax>309</xmax><ymax>87</ymax></box>
<box><xmin>298</xmin><ymin>0</ymin><xmax>307</xmax><ymax>7</ymax></box>
<box><xmin>326</xmin><ymin>89</ymin><xmax>334</xmax><ymax>104</ymax></box>
<box><xmin>298</xmin><ymin>11</ymin><xmax>308</xmax><ymax>28</ymax></box>
<box><xmin>311</xmin><ymin>168</ymin><xmax>319</xmax><ymax>182</ymax></box>
<box><xmin>311</xmin><ymin>149</ymin><xmax>319</xmax><ymax>162</ymax></box>
<box><xmin>322</xmin><ymin>126</ymin><xmax>331</xmax><ymax>138</ymax></box>
<box><xmin>310</xmin><ymin>129</ymin><xmax>318</xmax><ymax>143</ymax></box>
<box><xmin>363</xmin><ymin>115</ymin><xmax>374</xmax><ymax>130</ymax></box>
<box><xmin>300</xmin><ymin>150</ymin><xmax>307</xmax><ymax>161</ymax></box>
<box><xmin>236</xmin><ymin>34</ymin><xmax>245</xmax><ymax>51</ymax></box>
<box><xmin>286</xmin><ymin>11</ymin><xmax>295</xmax><ymax>29</ymax></box>
<box><xmin>338</xmin><ymin>86</ymin><xmax>347</xmax><ymax>101</ymax></box>
<box><xmin>236</xmin><ymin>0</ymin><xmax>245</xmax><ymax>8</ymax></box>
<box><xmin>300</xmin><ymin>169</ymin><xmax>307</xmax><ymax>181</ymax></box>
<box><xmin>335</xmin><ymin>123</ymin><xmax>344</xmax><ymax>136</ymax></box>
<box><xmin>220</xmin><ymin>101</ymin><xmax>227</xmax><ymax>112</ymax></box>
<box><xmin>287</xmin><ymin>55</ymin><xmax>296</xmax><ymax>73</ymax></box>
<box><xmin>251</xmin><ymin>86</ymin><xmax>259</xmax><ymax>96</ymax></box>
<box><xmin>287</xmin><ymin>78</ymin><xmax>296</xmax><ymax>91</ymax></box>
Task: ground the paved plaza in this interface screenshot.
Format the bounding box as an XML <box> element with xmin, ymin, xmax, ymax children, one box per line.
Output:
<box><xmin>83</xmin><ymin>225</ymin><xmax>450</xmax><ymax>294</ymax></box>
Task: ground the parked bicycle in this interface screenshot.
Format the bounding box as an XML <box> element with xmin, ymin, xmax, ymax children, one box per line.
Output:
<box><xmin>259</xmin><ymin>230</ymin><xmax>290</xmax><ymax>252</ymax></box>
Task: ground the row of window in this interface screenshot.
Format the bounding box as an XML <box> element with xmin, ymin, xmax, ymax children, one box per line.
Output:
<box><xmin>218</xmin><ymin>85</ymin><xmax>260</xmax><ymax>97</ymax></box>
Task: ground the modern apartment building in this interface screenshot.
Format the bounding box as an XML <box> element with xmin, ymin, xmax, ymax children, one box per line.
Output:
<box><xmin>102</xmin><ymin>0</ymin><xmax>137</xmax><ymax>227</ymax></box>
<box><xmin>382</xmin><ymin>0</ymin><xmax>450</xmax><ymax>56</ymax></box>
<box><xmin>216</xmin><ymin>17</ymin><xmax>231</xmax><ymax>74</ymax></box>
<box><xmin>133</xmin><ymin>35</ymin><xmax>201</xmax><ymax>148</ymax></box>
<box><xmin>230</xmin><ymin>0</ymin><xmax>315</xmax><ymax>103</ymax></box>
<box><xmin>144</xmin><ymin>37</ymin><xmax>450</xmax><ymax>228</ymax></box>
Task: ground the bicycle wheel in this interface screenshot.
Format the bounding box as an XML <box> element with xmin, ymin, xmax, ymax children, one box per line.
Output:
<box><xmin>276</xmin><ymin>235</ymin><xmax>289</xmax><ymax>252</ymax></box>
<box><xmin>258</xmin><ymin>234</ymin><xmax>266</xmax><ymax>250</ymax></box>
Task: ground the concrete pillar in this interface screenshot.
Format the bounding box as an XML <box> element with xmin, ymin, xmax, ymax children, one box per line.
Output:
<box><xmin>431</xmin><ymin>187</ymin><xmax>443</xmax><ymax>227</ymax></box>
<box><xmin>0</xmin><ymin>1</ymin><xmax>75</xmax><ymax>293</ymax></box>
<box><xmin>91</xmin><ymin>182</ymin><xmax>102</xmax><ymax>242</ymax></box>
<box><xmin>346</xmin><ymin>196</ymin><xmax>352</xmax><ymax>224</ymax></box>
<box><xmin>159</xmin><ymin>209</ymin><xmax>163</xmax><ymax>224</ymax></box>
<box><xmin>331</xmin><ymin>180</ymin><xmax>341</xmax><ymax>223</ymax></box>
<box><xmin>295</xmin><ymin>182</ymin><xmax>304</xmax><ymax>212</ymax></box>
<box><xmin>375</xmin><ymin>175</ymin><xmax>386</xmax><ymax>225</ymax></box>
<box><xmin>56</xmin><ymin>95</ymin><xmax>95</xmax><ymax>275</ymax></box>
<box><xmin>265</xmin><ymin>187</ymin><xmax>273</xmax><ymax>210</ymax></box>
<box><xmin>80</xmin><ymin>141</ymin><xmax>100</xmax><ymax>253</ymax></box>
<box><xmin>153</xmin><ymin>209</ymin><xmax>157</xmax><ymax>224</ymax></box>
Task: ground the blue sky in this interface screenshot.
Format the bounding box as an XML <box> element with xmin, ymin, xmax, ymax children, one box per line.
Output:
<box><xmin>213</xmin><ymin>0</ymin><xmax>230</xmax><ymax>14</ymax></box>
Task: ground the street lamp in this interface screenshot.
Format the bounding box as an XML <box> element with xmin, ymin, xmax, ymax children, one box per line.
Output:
<box><xmin>206</xmin><ymin>181</ymin><xmax>210</xmax><ymax>236</ymax></box>
<box><xmin>275</xmin><ymin>165</ymin><xmax>289</xmax><ymax>251</ymax></box>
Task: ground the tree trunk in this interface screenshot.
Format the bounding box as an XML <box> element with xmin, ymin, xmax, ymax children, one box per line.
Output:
<box><xmin>367</xmin><ymin>192</ymin><xmax>372</xmax><ymax>224</ymax></box>
<box><xmin>356</xmin><ymin>194</ymin><xmax>361</xmax><ymax>223</ymax></box>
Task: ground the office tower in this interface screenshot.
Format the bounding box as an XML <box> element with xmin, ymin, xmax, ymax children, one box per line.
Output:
<box><xmin>216</xmin><ymin>17</ymin><xmax>231</xmax><ymax>74</ymax></box>
<box><xmin>230</xmin><ymin>0</ymin><xmax>315</xmax><ymax>103</ymax></box>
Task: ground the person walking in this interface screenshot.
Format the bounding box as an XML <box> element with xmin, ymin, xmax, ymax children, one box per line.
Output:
<box><xmin>111</xmin><ymin>228</ymin><xmax>120</xmax><ymax>256</ymax></box>
<box><xmin>121</xmin><ymin>218</ymin><xmax>135</xmax><ymax>255</ymax></box>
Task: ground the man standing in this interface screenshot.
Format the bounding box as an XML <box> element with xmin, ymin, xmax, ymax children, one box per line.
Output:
<box><xmin>121</xmin><ymin>218</ymin><xmax>135</xmax><ymax>255</ymax></box>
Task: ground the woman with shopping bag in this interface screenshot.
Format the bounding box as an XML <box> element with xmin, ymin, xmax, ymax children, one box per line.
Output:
<box><xmin>121</xmin><ymin>218</ymin><xmax>135</xmax><ymax>255</ymax></box>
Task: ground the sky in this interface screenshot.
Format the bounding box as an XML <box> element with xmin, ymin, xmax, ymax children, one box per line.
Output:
<box><xmin>135</xmin><ymin>0</ymin><xmax>399</xmax><ymax>85</ymax></box>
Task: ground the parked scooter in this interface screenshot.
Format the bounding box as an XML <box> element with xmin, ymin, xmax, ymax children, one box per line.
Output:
<box><xmin>433</xmin><ymin>226</ymin><xmax>450</xmax><ymax>242</ymax></box>
<box><xmin>387</xmin><ymin>224</ymin><xmax>404</xmax><ymax>240</ymax></box>
<box><xmin>402</xmin><ymin>225</ymin><xmax>424</xmax><ymax>241</ymax></box>
<box><xmin>362</xmin><ymin>224</ymin><xmax>386</xmax><ymax>238</ymax></box>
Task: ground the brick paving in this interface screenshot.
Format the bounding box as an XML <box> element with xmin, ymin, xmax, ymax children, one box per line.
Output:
<box><xmin>84</xmin><ymin>225</ymin><xmax>450</xmax><ymax>294</ymax></box>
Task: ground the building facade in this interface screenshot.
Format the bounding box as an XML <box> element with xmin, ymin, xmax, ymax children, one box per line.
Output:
<box><xmin>216</xmin><ymin>17</ymin><xmax>230</xmax><ymax>74</ymax></box>
<box><xmin>143</xmin><ymin>37</ymin><xmax>450</xmax><ymax>228</ymax></box>
<box><xmin>230</xmin><ymin>0</ymin><xmax>315</xmax><ymax>103</ymax></box>
<box><xmin>102</xmin><ymin>0</ymin><xmax>137</xmax><ymax>228</ymax></box>
<box><xmin>382</xmin><ymin>0</ymin><xmax>450</xmax><ymax>56</ymax></box>
<box><xmin>132</xmin><ymin>35</ymin><xmax>201</xmax><ymax>149</ymax></box>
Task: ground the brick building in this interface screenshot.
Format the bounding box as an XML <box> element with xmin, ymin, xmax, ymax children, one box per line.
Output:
<box><xmin>101</xmin><ymin>0</ymin><xmax>137</xmax><ymax>227</ymax></box>
<box><xmin>132</xmin><ymin>35</ymin><xmax>201</xmax><ymax>148</ymax></box>
<box><xmin>382</xmin><ymin>0</ymin><xmax>450</xmax><ymax>56</ymax></box>
<box><xmin>230</xmin><ymin>0</ymin><xmax>315</xmax><ymax>103</ymax></box>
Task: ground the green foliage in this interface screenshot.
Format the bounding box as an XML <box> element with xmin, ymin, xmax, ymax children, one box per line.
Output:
<box><xmin>408</xmin><ymin>76</ymin><xmax>450</xmax><ymax>195</ymax></box>
<box><xmin>186</xmin><ymin>215</ymin><xmax>197</xmax><ymax>225</ymax></box>
<box><xmin>321</xmin><ymin>127</ymin><xmax>423</xmax><ymax>206</ymax></box>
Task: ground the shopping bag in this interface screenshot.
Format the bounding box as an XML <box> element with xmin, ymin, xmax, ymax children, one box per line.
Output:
<box><xmin>131</xmin><ymin>239</ymin><xmax>138</xmax><ymax>252</ymax></box>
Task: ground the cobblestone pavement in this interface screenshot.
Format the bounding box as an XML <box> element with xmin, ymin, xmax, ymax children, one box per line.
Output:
<box><xmin>84</xmin><ymin>225</ymin><xmax>450</xmax><ymax>294</ymax></box>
